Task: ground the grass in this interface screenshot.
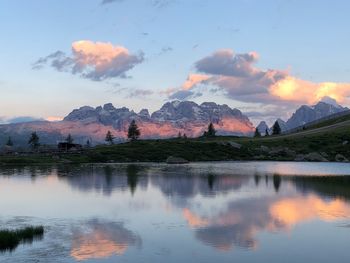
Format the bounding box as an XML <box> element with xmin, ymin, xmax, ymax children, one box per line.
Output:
<box><xmin>0</xmin><ymin>226</ymin><xmax>44</xmax><ymax>252</ymax></box>
<box><xmin>303</xmin><ymin>112</ymin><xmax>350</xmax><ymax>130</ymax></box>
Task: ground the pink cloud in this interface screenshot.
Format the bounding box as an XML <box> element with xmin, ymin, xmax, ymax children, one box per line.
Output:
<box><xmin>33</xmin><ymin>40</ymin><xmax>144</xmax><ymax>81</ymax></box>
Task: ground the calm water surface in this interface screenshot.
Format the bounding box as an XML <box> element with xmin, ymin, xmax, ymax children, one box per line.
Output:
<box><xmin>0</xmin><ymin>161</ymin><xmax>350</xmax><ymax>262</ymax></box>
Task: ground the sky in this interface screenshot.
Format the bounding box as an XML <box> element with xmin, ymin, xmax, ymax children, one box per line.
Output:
<box><xmin>1</xmin><ymin>0</ymin><xmax>350</xmax><ymax>125</ymax></box>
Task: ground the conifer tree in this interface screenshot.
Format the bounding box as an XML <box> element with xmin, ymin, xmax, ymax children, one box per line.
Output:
<box><xmin>254</xmin><ymin>128</ymin><xmax>261</xmax><ymax>137</ymax></box>
<box><xmin>6</xmin><ymin>136</ymin><xmax>13</xmax><ymax>146</ymax></box>
<box><xmin>28</xmin><ymin>132</ymin><xmax>40</xmax><ymax>150</ymax></box>
<box><xmin>265</xmin><ymin>128</ymin><xmax>269</xmax><ymax>136</ymax></box>
<box><xmin>207</xmin><ymin>122</ymin><xmax>216</xmax><ymax>137</ymax></box>
<box><xmin>127</xmin><ymin>120</ymin><xmax>140</xmax><ymax>141</ymax></box>
<box><xmin>66</xmin><ymin>134</ymin><xmax>74</xmax><ymax>144</ymax></box>
<box><xmin>272</xmin><ymin>121</ymin><xmax>282</xmax><ymax>135</ymax></box>
<box><xmin>105</xmin><ymin>130</ymin><xmax>115</xmax><ymax>145</ymax></box>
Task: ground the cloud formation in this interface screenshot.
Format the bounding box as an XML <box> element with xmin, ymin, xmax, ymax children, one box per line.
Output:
<box><xmin>195</xmin><ymin>49</ymin><xmax>260</xmax><ymax>78</ymax></box>
<box><xmin>33</xmin><ymin>40</ymin><xmax>144</xmax><ymax>81</ymax></box>
<box><xmin>101</xmin><ymin>0</ymin><xmax>175</xmax><ymax>8</ymax></box>
<box><xmin>169</xmin><ymin>49</ymin><xmax>350</xmax><ymax>108</ymax></box>
<box><xmin>270</xmin><ymin>76</ymin><xmax>350</xmax><ymax>104</ymax></box>
<box><xmin>101</xmin><ymin>0</ymin><xmax>124</xmax><ymax>4</ymax></box>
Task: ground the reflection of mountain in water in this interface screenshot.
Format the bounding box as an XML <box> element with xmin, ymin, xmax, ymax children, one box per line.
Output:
<box><xmin>1</xmin><ymin>164</ymin><xmax>350</xmax><ymax>254</ymax></box>
<box><xmin>293</xmin><ymin>176</ymin><xmax>350</xmax><ymax>201</ymax></box>
<box><xmin>55</xmin><ymin>164</ymin><xmax>252</xmax><ymax>198</ymax></box>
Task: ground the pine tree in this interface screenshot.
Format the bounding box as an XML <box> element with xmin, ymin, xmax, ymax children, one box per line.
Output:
<box><xmin>66</xmin><ymin>134</ymin><xmax>74</xmax><ymax>144</ymax></box>
<box><xmin>177</xmin><ymin>132</ymin><xmax>182</xmax><ymax>138</ymax></box>
<box><xmin>183</xmin><ymin>133</ymin><xmax>187</xmax><ymax>139</ymax></box>
<box><xmin>28</xmin><ymin>132</ymin><xmax>40</xmax><ymax>150</ymax></box>
<box><xmin>127</xmin><ymin>120</ymin><xmax>140</xmax><ymax>141</ymax></box>
<box><xmin>272</xmin><ymin>121</ymin><xmax>282</xmax><ymax>135</ymax></box>
<box><xmin>265</xmin><ymin>128</ymin><xmax>269</xmax><ymax>136</ymax></box>
<box><xmin>6</xmin><ymin>136</ymin><xmax>13</xmax><ymax>146</ymax></box>
<box><xmin>207</xmin><ymin>122</ymin><xmax>216</xmax><ymax>137</ymax></box>
<box><xmin>105</xmin><ymin>130</ymin><xmax>115</xmax><ymax>145</ymax></box>
<box><xmin>86</xmin><ymin>139</ymin><xmax>91</xmax><ymax>148</ymax></box>
<box><xmin>254</xmin><ymin>128</ymin><xmax>261</xmax><ymax>137</ymax></box>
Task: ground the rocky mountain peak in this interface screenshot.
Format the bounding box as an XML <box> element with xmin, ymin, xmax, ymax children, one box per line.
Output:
<box><xmin>103</xmin><ymin>103</ymin><xmax>116</xmax><ymax>111</ymax></box>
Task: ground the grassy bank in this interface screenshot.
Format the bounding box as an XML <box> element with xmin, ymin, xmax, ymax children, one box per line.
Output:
<box><xmin>0</xmin><ymin>116</ymin><xmax>349</xmax><ymax>164</ymax></box>
<box><xmin>0</xmin><ymin>226</ymin><xmax>44</xmax><ymax>252</ymax></box>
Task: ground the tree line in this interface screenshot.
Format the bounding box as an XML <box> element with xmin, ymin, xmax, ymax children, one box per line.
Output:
<box><xmin>3</xmin><ymin>119</ymin><xmax>283</xmax><ymax>150</ymax></box>
<box><xmin>254</xmin><ymin>121</ymin><xmax>282</xmax><ymax>137</ymax></box>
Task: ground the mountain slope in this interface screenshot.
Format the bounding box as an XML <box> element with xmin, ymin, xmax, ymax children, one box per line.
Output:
<box><xmin>286</xmin><ymin>101</ymin><xmax>348</xmax><ymax>130</ymax></box>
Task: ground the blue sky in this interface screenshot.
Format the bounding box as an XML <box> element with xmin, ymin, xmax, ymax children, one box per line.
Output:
<box><xmin>1</xmin><ymin>0</ymin><xmax>350</xmax><ymax>124</ymax></box>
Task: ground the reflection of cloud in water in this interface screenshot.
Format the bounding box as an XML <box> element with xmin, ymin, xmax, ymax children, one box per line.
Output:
<box><xmin>185</xmin><ymin>193</ymin><xmax>350</xmax><ymax>251</ymax></box>
<box><xmin>270</xmin><ymin>195</ymin><xmax>350</xmax><ymax>226</ymax></box>
<box><xmin>71</xmin><ymin>219</ymin><xmax>141</xmax><ymax>261</ymax></box>
<box><xmin>188</xmin><ymin>197</ymin><xmax>282</xmax><ymax>251</ymax></box>
<box><xmin>183</xmin><ymin>208</ymin><xmax>209</xmax><ymax>228</ymax></box>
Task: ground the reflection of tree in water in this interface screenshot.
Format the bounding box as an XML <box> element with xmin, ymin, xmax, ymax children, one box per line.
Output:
<box><xmin>273</xmin><ymin>174</ymin><xmax>281</xmax><ymax>192</ymax></box>
<box><xmin>254</xmin><ymin>174</ymin><xmax>261</xmax><ymax>186</ymax></box>
<box><xmin>0</xmin><ymin>165</ymin><xmax>54</xmax><ymax>180</ymax></box>
<box><xmin>103</xmin><ymin>165</ymin><xmax>114</xmax><ymax>188</ymax></box>
<box><xmin>293</xmin><ymin>176</ymin><xmax>350</xmax><ymax>201</ymax></box>
<box><xmin>54</xmin><ymin>164</ymin><xmax>148</xmax><ymax>196</ymax></box>
<box><xmin>127</xmin><ymin>165</ymin><xmax>139</xmax><ymax>195</ymax></box>
<box><xmin>207</xmin><ymin>174</ymin><xmax>215</xmax><ymax>190</ymax></box>
<box><xmin>56</xmin><ymin>164</ymin><xmax>85</xmax><ymax>177</ymax></box>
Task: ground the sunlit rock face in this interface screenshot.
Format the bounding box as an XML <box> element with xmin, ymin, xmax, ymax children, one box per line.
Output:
<box><xmin>64</xmin><ymin>101</ymin><xmax>254</xmax><ymax>140</ymax></box>
<box><xmin>0</xmin><ymin>101</ymin><xmax>254</xmax><ymax>146</ymax></box>
<box><xmin>64</xmin><ymin>101</ymin><xmax>254</xmax><ymax>138</ymax></box>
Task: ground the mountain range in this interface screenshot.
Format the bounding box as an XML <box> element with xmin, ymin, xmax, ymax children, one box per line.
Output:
<box><xmin>0</xmin><ymin>98</ymin><xmax>349</xmax><ymax>148</ymax></box>
<box><xmin>0</xmin><ymin>101</ymin><xmax>254</xmax><ymax>147</ymax></box>
<box><xmin>257</xmin><ymin>98</ymin><xmax>349</xmax><ymax>134</ymax></box>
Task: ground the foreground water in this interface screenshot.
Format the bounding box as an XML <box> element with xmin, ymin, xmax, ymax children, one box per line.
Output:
<box><xmin>0</xmin><ymin>161</ymin><xmax>350</xmax><ymax>262</ymax></box>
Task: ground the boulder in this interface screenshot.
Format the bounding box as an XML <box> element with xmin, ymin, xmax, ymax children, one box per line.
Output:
<box><xmin>166</xmin><ymin>156</ymin><xmax>189</xmax><ymax>164</ymax></box>
<box><xmin>343</xmin><ymin>141</ymin><xmax>349</xmax><ymax>146</ymax></box>
<box><xmin>228</xmin><ymin>141</ymin><xmax>242</xmax><ymax>149</ymax></box>
<box><xmin>294</xmin><ymin>154</ymin><xmax>306</xmax><ymax>161</ymax></box>
<box><xmin>268</xmin><ymin>147</ymin><xmax>296</xmax><ymax>158</ymax></box>
<box><xmin>304</xmin><ymin>152</ymin><xmax>328</xmax><ymax>162</ymax></box>
<box><xmin>260</xmin><ymin>145</ymin><xmax>270</xmax><ymax>153</ymax></box>
<box><xmin>320</xmin><ymin>152</ymin><xmax>329</xmax><ymax>158</ymax></box>
<box><xmin>335</xmin><ymin>154</ymin><xmax>349</xmax><ymax>162</ymax></box>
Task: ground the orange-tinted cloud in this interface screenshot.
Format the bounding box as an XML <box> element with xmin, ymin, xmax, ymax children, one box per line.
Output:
<box><xmin>182</xmin><ymin>74</ymin><xmax>211</xmax><ymax>90</ymax></box>
<box><xmin>33</xmin><ymin>40</ymin><xmax>144</xmax><ymax>81</ymax></box>
<box><xmin>46</xmin><ymin>116</ymin><xmax>63</xmax><ymax>122</ymax></box>
<box><xmin>169</xmin><ymin>49</ymin><xmax>350</xmax><ymax>108</ymax></box>
<box><xmin>270</xmin><ymin>76</ymin><xmax>350</xmax><ymax>104</ymax></box>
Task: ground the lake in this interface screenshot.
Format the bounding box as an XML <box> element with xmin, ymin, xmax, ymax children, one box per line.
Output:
<box><xmin>0</xmin><ymin>161</ymin><xmax>350</xmax><ymax>262</ymax></box>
